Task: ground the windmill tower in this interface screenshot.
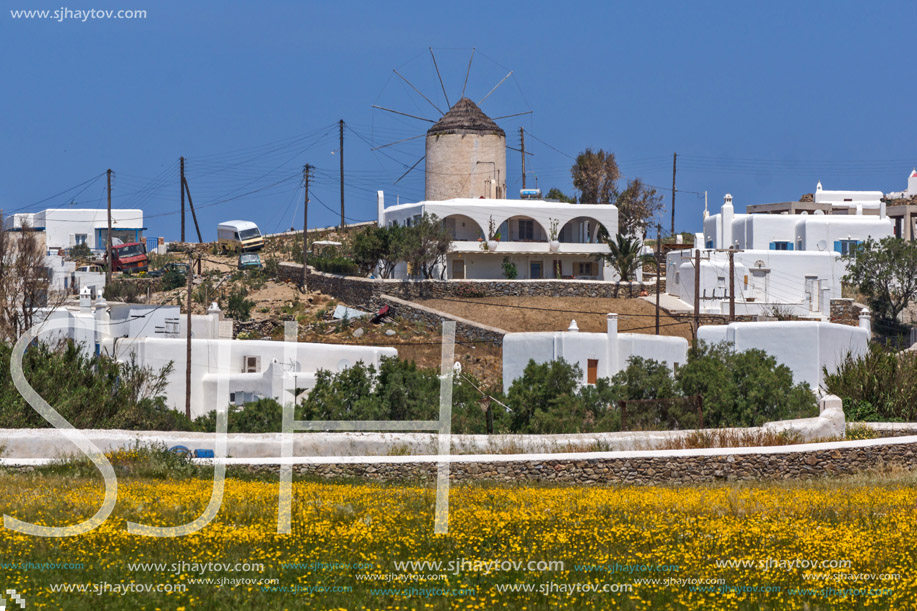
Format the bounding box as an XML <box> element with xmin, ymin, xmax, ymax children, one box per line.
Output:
<box><xmin>425</xmin><ymin>98</ymin><xmax>506</xmax><ymax>200</ymax></box>
<box><xmin>371</xmin><ymin>48</ymin><xmax>529</xmax><ymax>202</ymax></box>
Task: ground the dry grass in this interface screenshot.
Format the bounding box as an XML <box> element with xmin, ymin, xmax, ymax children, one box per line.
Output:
<box><xmin>417</xmin><ymin>296</ymin><xmax>693</xmax><ymax>339</ymax></box>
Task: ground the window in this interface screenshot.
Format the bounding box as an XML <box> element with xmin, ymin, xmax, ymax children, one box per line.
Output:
<box><xmin>835</xmin><ymin>240</ymin><xmax>860</xmax><ymax>257</ymax></box>
<box><xmin>769</xmin><ymin>241</ymin><xmax>793</xmax><ymax>251</ymax></box>
<box><xmin>242</xmin><ymin>355</ymin><xmax>261</xmax><ymax>373</ymax></box>
<box><xmin>587</xmin><ymin>359</ymin><xmax>598</xmax><ymax>384</ymax></box>
<box><xmin>74</xmin><ymin>234</ymin><xmax>87</xmax><ymax>246</ymax></box>
<box><xmin>518</xmin><ymin>219</ymin><xmax>534</xmax><ymax>240</ymax></box>
<box><xmin>576</xmin><ymin>262</ymin><xmax>595</xmax><ymax>276</ymax></box>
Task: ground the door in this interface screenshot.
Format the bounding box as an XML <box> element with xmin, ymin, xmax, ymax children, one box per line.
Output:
<box><xmin>805</xmin><ymin>276</ymin><xmax>818</xmax><ymax>311</ymax></box>
<box><xmin>530</xmin><ymin>261</ymin><xmax>543</xmax><ymax>279</ymax></box>
<box><xmin>750</xmin><ymin>269</ymin><xmax>768</xmax><ymax>302</ymax></box>
<box><xmin>451</xmin><ymin>258</ymin><xmax>465</xmax><ymax>280</ymax></box>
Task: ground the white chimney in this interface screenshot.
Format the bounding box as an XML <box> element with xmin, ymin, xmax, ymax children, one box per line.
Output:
<box><xmin>859</xmin><ymin>308</ymin><xmax>872</xmax><ymax>338</ymax></box>
<box><xmin>567</xmin><ymin>319</ymin><xmax>580</xmax><ymax>332</ymax></box>
<box><xmin>721</xmin><ymin>194</ymin><xmax>734</xmax><ymax>249</ymax></box>
<box><xmin>377</xmin><ymin>191</ymin><xmax>385</xmax><ymax>227</ymax></box>
<box><xmin>79</xmin><ymin>286</ymin><xmax>92</xmax><ymax>314</ymax></box>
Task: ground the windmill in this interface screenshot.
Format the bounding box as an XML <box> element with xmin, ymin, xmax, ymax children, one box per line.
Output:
<box><xmin>371</xmin><ymin>48</ymin><xmax>532</xmax><ymax>201</ymax></box>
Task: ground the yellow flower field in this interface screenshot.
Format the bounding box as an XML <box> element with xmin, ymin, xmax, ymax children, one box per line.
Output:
<box><xmin>0</xmin><ymin>467</ymin><xmax>915</xmax><ymax>610</ymax></box>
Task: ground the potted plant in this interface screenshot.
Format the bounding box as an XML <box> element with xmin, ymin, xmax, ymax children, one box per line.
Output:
<box><xmin>548</xmin><ymin>218</ymin><xmax>560</xmax><ymax>252</ymax></box>
<box><xmin>485</xmin><ymin>216</ymin><xmax>500</xmax><ymax>251</ymax></box>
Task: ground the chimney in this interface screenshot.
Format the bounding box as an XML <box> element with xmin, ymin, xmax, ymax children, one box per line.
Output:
<box><xmin>377</xmin><ymin>191</ymin><xmax>385</xmax><ymax>227</ymax></box>
<box><xmin>859</xmin><ymin>308</ymin><xmax>872</xmax><ymax>338</ymax></box>
<box><xmin>567</xmin><ymin>319</ymin><xmax>579</xmax><ymax>332</ymax></box>
<box><xmin>79</xmin><ymin>286</ymin><xmax>92</xmax><ymax>314</ymax></box>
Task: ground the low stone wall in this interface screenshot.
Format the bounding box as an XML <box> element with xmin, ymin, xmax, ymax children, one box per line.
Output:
<box><xmin>830</xmin><ymin>298</ymin><xmax>865</xmax><ymax>326</ymax></box>
<box><xmin>275</xmin><ymin>263</ymin><xmax>654</xmax><ymax>308</ymax></box>
<box><xmin>236</xmin><ymin>437</ymin><xmax>917</xmax><ymax>485</ymax></box>
<box><xmin>381</xmin><ymin>295</ymin><xmax>506</xmax><ymax>345</ymax></box>
<box><xmin>865</xmin><ymin>423</ymin><xmax>917</xmax><ymax>438</ymax></box>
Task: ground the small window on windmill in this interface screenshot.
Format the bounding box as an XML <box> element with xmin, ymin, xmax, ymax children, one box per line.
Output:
<box><xmin>242</xmin><ymin>355</ymin><xmax>261</xmax><ymax>373</ymax></box>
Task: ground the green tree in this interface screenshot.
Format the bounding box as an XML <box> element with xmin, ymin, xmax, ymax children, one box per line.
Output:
<box><xmin>615</xmin><ymin>178</ymin><xmax>664</xmax><ymax>237</ymax></box>
<box><xmin>571</xmin><ymin>148</ymin><xmax>620</xmax><ymax>204</ymax></box>
<box><xmin>842</xmin><ymin>236</ymin><xmax>917</xmax><ymax>331</ymax></box>
<box><xmin>545</xmin><ymin>187</ymin><xmax>576</xmax><ymax>204</ymax></box>
<box><xmin>400</xmin><ymin>213</ymin><xmax>453</xmax><ymax>279</ymax></box>
<box><xmin>598</xmin><ymin>233</ymin><xmax>644</xmax><ymax>282</ymax></box>
<box><xmin>501</xmin><ymin>257</ymin><xmax>518</xmax><ymax>279</ymax></box>
<box><xmin>351</xmin><ymin>225</ymin><xmax>404</xmax><ymax>278</ymax></box>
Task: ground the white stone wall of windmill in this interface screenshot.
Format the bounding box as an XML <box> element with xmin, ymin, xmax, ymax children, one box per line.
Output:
<box><xmin>371</xmin><ymin>48</ymin><xmax>526</xmax><ymax>202</ymax></box>
<box><xmin>425</xmin><ymin>98</ymin><xmax>507</xmax><ymax>201</ymax></box>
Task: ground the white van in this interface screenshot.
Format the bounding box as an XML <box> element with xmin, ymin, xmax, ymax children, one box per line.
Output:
<box><xmin>217</xmin><ymin>220</ymin><xmax>263</xmax><ymax>252</ymax></box>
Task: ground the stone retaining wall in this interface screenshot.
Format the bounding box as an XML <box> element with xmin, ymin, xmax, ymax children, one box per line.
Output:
<box><xmin>233</xmin><ymin>439</ymin><xmax>917</xmax><ymax>485</ymax></box>
<box><xmin>276</xmin><ymin>263</ymin><xmax>654</xmax><ymax>309</ymax></box>
<box><xmin>380</xmin><ymin>295</ymin><xmax>506</xmax><ymax>345</ymax></box>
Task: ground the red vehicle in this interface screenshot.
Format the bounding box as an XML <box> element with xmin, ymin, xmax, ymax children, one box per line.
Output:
<box><xmin>105</xmin><ymin>242</ymin><xmax>149</xmax><ymax>273</ymax></box>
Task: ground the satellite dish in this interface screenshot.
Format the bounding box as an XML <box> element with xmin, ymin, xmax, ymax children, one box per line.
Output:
<box><xmin>817</xmin><ymin>240</ymin><xmax>827</xmax><ymax>251</ymax></box>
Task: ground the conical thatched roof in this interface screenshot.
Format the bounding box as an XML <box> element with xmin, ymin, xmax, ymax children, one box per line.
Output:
<box><xmin>427</xmin><ymin>98</ymin><xmax>505</xmax><ymax>137</ymax></box>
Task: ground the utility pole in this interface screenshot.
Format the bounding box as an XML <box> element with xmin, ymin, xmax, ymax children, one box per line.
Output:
<box><xmin>182</xmin><ymin>174</ymin><xmax>203</xmax><ymax>242</ymax></box>
<box><xmin>180</xmin><ymin>157</ymin><xmax>186</xmax><ymax>242</ymax></box>
<box><xmin>728</xmin><ymin>249</ymin><xmax>736</xmax><ymax>321</ymax></box>
<box><xmin>693</xmin><ymin>248</ymin><xmax>700</xmax><ymax>346</ymax></box>
<box><xmin>671</xmin><ymin>152</ymin><xmax>677</xmax><ymax>237</ymax></box>
<box><xmin>655</xmin><ymin>223</ymin><xmax>662</xmax><ymax>335</ymax></box>
<box><xmin>520</xmin><ymin>127</ymin><xmax>526</xmax><ymax>189</ymax></box>
<box><xmin>106</xmin><ymin>169</ymin><xmax>113</xmax><ymax>284</ymax></box>
<box><xmin>302</xmin><ymin>164</ymin><xmax>311</xmax><ymax>292</ymax></box>
<box><xmin>185</xmin><ymin>251</ymin><xmax>194</xmax><ymax>419</ymax></box>
<box><xmin>339</xmin><ymin>119</ymin><xmax>345</xmax><ymax>231</ymax></box>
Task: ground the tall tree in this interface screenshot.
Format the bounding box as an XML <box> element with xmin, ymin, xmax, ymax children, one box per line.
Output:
<box><xmin>571</xmin><ymin>148</ymin><xmax>620</xmax><ymax>205</ymax></box>
<box><xmin>615</xmin><ymin>178</ymin><xmax>664</xmax><ymax>236</ymax></box>
<box><xmin>842</xmin><ymin>236</ymin><xmax>917</xmax><ymax>327</ymax></box>
<box><xmin>545</xmin><ymin>187</ymin><xmax>576</xmax><ymax>204</ymax></box>
<box><xmin>0</xmin><ymin>216</ymin><xmax>53</xmax><ymax>343</ymax></box>
<box><xmin>401</xmin><ymin>213</ymin><xmax>453</xmax><ymax>279</ymax></box>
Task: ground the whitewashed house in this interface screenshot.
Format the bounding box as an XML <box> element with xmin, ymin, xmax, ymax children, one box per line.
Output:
<box><xmin>813</xmin><ymin>181</ymin><xmax>884</xmax><ymax>214</ymax></box>
<box><xmin>377</xmin><ymin>192</ymin><xmax>621</xmax><ymax>281</ymax></box>
<box><xmin>4</xmin><ymin>208</ymin><xmax>145</xmax><ymax>253</ymax></box>
<box><xmin>502</xmin><ymin>314</ymin><xmax>688</xmax><ymax>392</ymax></box>
<box><xmin>698</xmin><ymin>319</ymin><xmax>870</xmax><ymax>391</ymax></box>
<box><xmin>33</xmin><ymin>290</ymin><xmax>396</xmax><ymax>418</ymax></box>
<box><xmin>666</xmin><ymin>194</ymin><xmax>893</xmax><ymax>317</ymax></box>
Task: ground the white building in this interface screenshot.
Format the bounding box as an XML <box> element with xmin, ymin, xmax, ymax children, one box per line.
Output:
<box><xmin>814</xmin><ymin>180</ymin><xmax>884</xmax><ymax>213</ymax></box>
<box><xmin>378</xmin><ymin>192</ymin><xmax>620</xmax><ymax>281</ymax></box>
<box><xmin>34</xmin><ymin>290</ymin><xmax>397</xmax><ymax>417</ymax></box>
<box><xmin>4</xmin><ymin>208</ymin><xmax>145</xmax><ymax>252</ymax></box>
<box><xmin>502</xmin><ymin>314</ymin><xmax>688</xmax><ymax>392</ymax></box>
<box><xmin>667</xmin><ymin>194</ymin><xmax>893</xmax><ymax>317</ymax></box>
<box><xmin>885</xmin><ymin>168</ymin><xmax>917</xmax><ymax>200</ymax></box>
<box><xmin>698</xmin><ymin>319</ymin><xmax>870</xmax><ymax>391</ymax></box>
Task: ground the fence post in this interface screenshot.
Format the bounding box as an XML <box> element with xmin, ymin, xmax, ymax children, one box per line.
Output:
<box><xmin>697</xmin><ymin>394</ymin><xmax>704</xmax><ymax>429</ymax></box>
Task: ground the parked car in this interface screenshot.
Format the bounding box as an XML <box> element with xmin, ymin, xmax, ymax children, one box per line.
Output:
<box><xmin>148</xmin><ymin>262</ymin><xmax>190</xmax><ymax>277</ymax></box>
<box><xmin>75</xmin><ymin>265</ymin><xmax>103</xmax><ymax>273</ymax></box>
<box><xmin>238</xmin><ymin>253</ymin><xmax>262</xmax><ymax>270</ymax></box>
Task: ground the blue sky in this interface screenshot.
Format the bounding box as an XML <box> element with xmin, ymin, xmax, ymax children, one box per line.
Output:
<box><xmin>1</xmin><ymin>0</ymin><xmax>915</xmax><ymax>241</ymax></box>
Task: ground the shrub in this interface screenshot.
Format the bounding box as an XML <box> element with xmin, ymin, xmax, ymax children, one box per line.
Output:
<box><xmin>501</xmin><ymin>257</ymin><xmax>518</xmax><ymax>280</ymax></box>
<box><xmin>0</xmin><ymin>341</ymin><xmax>191</xmax><ymax>431</ymax></box>
<box><xmin>823</xmin><ymin>346</ymin><xmax>917</xmax><ymax>421</ymax></box>
<box><xmin>104</xmin><ymin>279</ymin><xmax>143</xmax><ymax>302</ymax></box>
<box><xmin>676</xmin><ymin>341</ymin><xmax>816</xmax><ymax>427</ymax></box>
<box><xmin>161</xmin><ymin>269</ymin><xmax>186</xmax><ymax>291</ymax></box>
<box><xmin>225</xmin><ymin>287</ymin><xmax>254</xmax><ymax>321</ymax></box>
<box><xmin>311</xmin><ymin>255</ymin><xmax>358</xmax><ymax>276</ymax></box>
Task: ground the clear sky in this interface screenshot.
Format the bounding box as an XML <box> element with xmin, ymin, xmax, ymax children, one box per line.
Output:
<box><xmin>2</xmin><ymin>0</ymin><xmax>915</xmax><ymax>241</ymax></box>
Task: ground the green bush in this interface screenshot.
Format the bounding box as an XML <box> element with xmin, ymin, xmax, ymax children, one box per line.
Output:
<box><xmin>104</xmin><ymin>279</ymin><xmax>144</xmax><ymax>302</ymax></box>
<box><xmin>311</xmin><ymin>255</ymin><xmax>358</xmax><ymax>275</ymax></box>
<box><xmin>0</xmin><ymin>341</ymin><xmax>192</xmax><ymax>431</ymax></box>
<box><xmin>676</xmin><ymin>341</ymin><xmax>816</xmax><ymax>427</ymax></box>
<box><xmin>161</xmin><ymin>269</ymin><xmax>186</xmax><ymax>291</ymax></box>
<box><xmin>823</xmin><ymin>345</ymin><xmax>917</xmax><ymax>421</ymax></box>
<box><xmin>225</xmin><ymin>287</ymin><xmax>254</xmax><ymax>321</ymax></box>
